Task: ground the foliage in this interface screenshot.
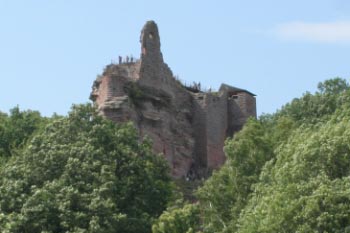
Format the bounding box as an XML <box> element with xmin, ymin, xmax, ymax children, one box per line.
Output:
<box><xmin>275</xmin><ymin>78</ymin><xmax>350</xmax><ymax>124</ymax></box>
<box><xmin>0</xmin><ymin>104</ymin><xmax>172</xmax><ymax>233</ymax></box>
<box><xmin>124</xmin><ymin>82</ymin><xmax>146</xmax><ymax>107</ymax></box>
<box><xmin>152</xmin><ymin>203</ymin><xmax>201</xmax><ymax>233</ymax></box>
<box><xmin>317</xmin><ymin>77</ymin><xmax>349</xmax><ymax>95</ymax></box>
<box><xmin>0</xmin><ymin>106</ymin><xmax>47</xmax><ymax>158</ymax></box>
<box><xmin>236</xmin><ymin>117</ymin><xmax>350</xmax><ymax>232</ymax></box>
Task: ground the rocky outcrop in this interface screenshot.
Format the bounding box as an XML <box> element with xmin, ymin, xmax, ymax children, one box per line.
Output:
<box><xmin>90</xmin><ymin>21</ymin><xmax>256</xmax><ymax>178</ymax></box>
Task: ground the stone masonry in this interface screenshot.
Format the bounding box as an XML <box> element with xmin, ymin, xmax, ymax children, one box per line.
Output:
<box><xmin>90</xmin><ymin>21</ymin><xmax>256</xmax><ymax>178</ymax></box>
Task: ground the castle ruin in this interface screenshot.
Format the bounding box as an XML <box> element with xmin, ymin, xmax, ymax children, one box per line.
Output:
<box><xmin>90</xmin><ymin>21</ymin><xmax>256</xmax><ymax>178</ymax></box>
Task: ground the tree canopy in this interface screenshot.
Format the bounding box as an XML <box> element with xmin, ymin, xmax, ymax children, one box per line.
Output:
<box><xmin>0</xmin><ymin>106</ymin><xmax>47</xmax><ymax>159</ymax></box>
<box><xmin>0</xmin><ymin>104</ymin><xmax>173</xmax><ymax>233</ymax></box>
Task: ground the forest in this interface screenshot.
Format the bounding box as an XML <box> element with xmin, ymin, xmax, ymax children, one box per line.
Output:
<box><xmin>1</xmin><ymin>78</ymin><xmax>350</xmax><ymax>233</ymax></box>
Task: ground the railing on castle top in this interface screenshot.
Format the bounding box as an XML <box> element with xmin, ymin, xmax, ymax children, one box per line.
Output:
<box><xmin>174</xmin><ymin>75</ymin><xmax>216</xmax><ymax>93</ymax></box>
<box><xmin>110</xmin><ymin>56</ymin><xmax>140</xmax><ymax>65</ymax></box>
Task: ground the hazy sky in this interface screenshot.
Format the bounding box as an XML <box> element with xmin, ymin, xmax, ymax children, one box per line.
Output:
<box><xmin>1</xmin><ymin>0</ymin><xmax>350</xmax><ymax>116</ymax></box>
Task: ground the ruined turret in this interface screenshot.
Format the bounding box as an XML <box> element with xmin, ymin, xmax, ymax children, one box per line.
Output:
<box><xmin>90</xmin><ymin>21</ymin><xmax>256</xmax><ymax>178</ymax></box>
<box><xmin>140</xmin><ymin>21</ymin><xmax>163</xmax><ymax>62</ymax></box>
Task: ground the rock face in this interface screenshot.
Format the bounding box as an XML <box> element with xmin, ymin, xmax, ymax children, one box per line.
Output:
<box><xmin>90</xmin><ymin>21</ymin><xmax>256</xmax><ymax>178</ymax></box>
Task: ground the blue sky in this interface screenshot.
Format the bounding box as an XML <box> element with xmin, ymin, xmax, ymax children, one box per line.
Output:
<box><xmin>1</xmin><ymin>0</ymin><xmax>350</xmax><ymax>116</ymax></box>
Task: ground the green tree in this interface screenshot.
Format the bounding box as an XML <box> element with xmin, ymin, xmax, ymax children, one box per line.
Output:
<box><xmin>0</xmin><ymin>106</ymin><xmax>47</xmax><ymax>158</ymax></box>
<box><xmin>237</xmin><ymin>118</ymin><xmax>350</xmax><ymax>233</ymax></box>
<box><xmin>317</xmin><ymin>77</ymin><xmax>349</xmax><ymax>95</ymax></box>
<box><xmin>0</xmin><ymin>104</ymin><xmax>173</xmax><ymax>233</ymax></box>
<box><xmin>196</xmin><ymin>119</ymin><xmax>274</xmax><ymax>233</ymax></box>
<box><xmin>276</xmin><ymin>78</ymin><xmax>350</xmax><ymax>124</ymax></box>
<box><xmin>152</xmin><ymin>203</ymin><xmax>201</xmax><ymax>233</ymax></box>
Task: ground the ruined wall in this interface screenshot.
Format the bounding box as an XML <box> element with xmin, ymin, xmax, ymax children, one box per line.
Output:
<box><xmin>90</xmin><ymin>62</ymin><xmax>141</xmax><ymax>123</ymax></box>
<box><xmin>90</xmin><ymin>21</ymin><xmax>256</xmax><ymax>178</ymax></box>
<box><xmin>227</xmin><ymin>98</ymin><xmax>242</xmax><ymax>135</ymax></box>
<box><xmin>228</xmin><ymin>92</ymin><xmax>257</xmax><ymax>132</ymax></box>
<box><xmin>240</xmin><ymin>92</ymin><xmax>257</xmax><ymax>118</ymax></box>
<box><xmin>192</xmin><ymin>93</ymin><xmax>208</xmax><ymax>169</ymax></box>
<box><xmin>205</xmin><ymin>93</ymin><xmax>228</xmax><ymax>169</ymax></box>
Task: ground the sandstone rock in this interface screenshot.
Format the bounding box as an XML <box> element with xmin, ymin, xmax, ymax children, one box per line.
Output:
<box><xmin>90</xmin><ymin>21</ymin><xmax>256</xmax><ymax>178</ymax></box>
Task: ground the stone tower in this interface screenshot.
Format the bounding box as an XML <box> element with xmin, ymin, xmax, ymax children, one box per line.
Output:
<box><xmin>90</xmin><ymin>21</ymin><xmax>256</xmax><ymax>178</ymax></box>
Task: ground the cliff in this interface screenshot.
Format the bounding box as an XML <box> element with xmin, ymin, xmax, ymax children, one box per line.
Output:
<box><xmin>90</xmin><ymin>21</ymin><xmax>256</xmax><ymax>178</ymax></box>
